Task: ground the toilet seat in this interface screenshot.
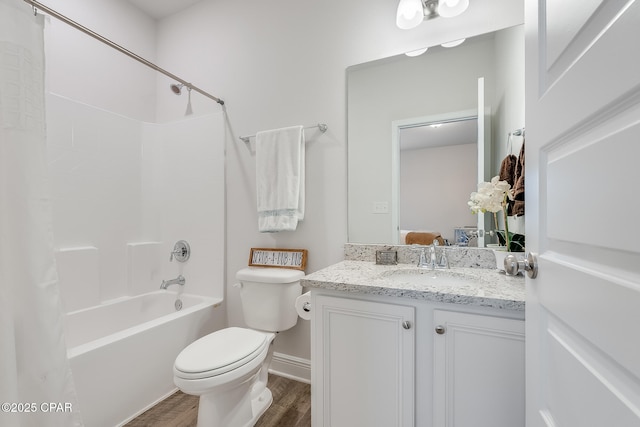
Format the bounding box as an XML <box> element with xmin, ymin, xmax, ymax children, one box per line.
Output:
<box><xmin>174</xmin><ymin>327</ymin><xmax>270</xmax><ymax>380</ymax></box>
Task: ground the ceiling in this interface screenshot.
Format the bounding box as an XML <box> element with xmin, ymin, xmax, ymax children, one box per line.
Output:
<box><xmin>126</xmin><ymin>0</ymin><xmax>203</xmax><ymax>19</ymax></box>
<box><xmin>399</xmin><ymin>118</ymin><xmax>478</xmax><ymax>151</ymax></box>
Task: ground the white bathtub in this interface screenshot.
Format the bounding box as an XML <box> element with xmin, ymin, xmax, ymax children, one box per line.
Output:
<box><xmin>64</xmin><ymin>291</ymin><xmax>224</xmax><ymax>427</ymax></box>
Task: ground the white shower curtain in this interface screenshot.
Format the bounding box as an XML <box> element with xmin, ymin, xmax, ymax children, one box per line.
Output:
<box><xmin>0</xmin><ymin>1</ymin><xmax>81</xmax><ymax>426</ymax></box>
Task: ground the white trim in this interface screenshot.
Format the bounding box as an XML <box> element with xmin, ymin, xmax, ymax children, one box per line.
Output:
<box><xmin>268</xmin><ymin>352</ymin><xmax>311</xmax><ymax>384</ymax></box>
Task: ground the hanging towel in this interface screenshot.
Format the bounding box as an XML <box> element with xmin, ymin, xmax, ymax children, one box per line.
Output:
<box><xmin>499</xmin><ymin>154</ymin><xmax>518</xmax><ymax>186</ymax></box>
<box><xmin>512</xmin><ymin>140</ymin><xmax>525</xmax><ymax>216</ymax></box>
<box><xmin>499</xmin><ymin>154</ymin><xmax>518</xmax><ymax>215</ymax></box>
<box><xmin>255</xmin><ymin>125</ymin><xmax>305</xmax><ymax>232</ymax></box>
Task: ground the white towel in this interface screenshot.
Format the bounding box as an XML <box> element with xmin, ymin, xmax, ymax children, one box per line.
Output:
<box><xmin>255</xmin><ymin>125</ymin><xmax>305</xmax><ymax>232</ymax></box>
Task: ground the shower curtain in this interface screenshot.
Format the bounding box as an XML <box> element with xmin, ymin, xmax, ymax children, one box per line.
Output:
<box><xmin>0</xmin><ymin>1</ymin><xmax>81</xmax><ymax>426</ymax></box>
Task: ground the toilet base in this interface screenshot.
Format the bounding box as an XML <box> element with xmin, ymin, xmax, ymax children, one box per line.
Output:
<box><xmin>195</xmin><ymin>384</ymin><xmax>273</xmax><ymax>427</ymax></box>
<box><xmin>250</xmin><ymin>387</ymin><xmax>273</xmax><ymax>425</ymax></box>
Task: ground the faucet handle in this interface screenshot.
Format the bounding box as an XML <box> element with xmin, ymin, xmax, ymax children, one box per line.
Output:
<box><xmin>438</xmin><ymin>250</ymin><xmax>449</xmax><ymax>269</ymax></box>
<box><xmin>414</xmin><ymin>247</ymin><xmax>430</xmax><ymax>268</ymax></box>
<box><xmin>169</xmin><ymin>240</ymin><xmax>190</xmax><ymax>262</ymax></box>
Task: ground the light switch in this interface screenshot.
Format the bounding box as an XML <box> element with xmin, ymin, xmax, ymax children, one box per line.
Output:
<box><xmin>372</xmin><ymin>201</ymin><xmax>389</xmax><ymax>214</ymax></box>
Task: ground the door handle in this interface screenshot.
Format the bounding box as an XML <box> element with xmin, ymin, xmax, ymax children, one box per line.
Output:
<box><xmin>504</xmin><ymin>252</ymin><xmax>538</xmax><ymax>279</ymax></box>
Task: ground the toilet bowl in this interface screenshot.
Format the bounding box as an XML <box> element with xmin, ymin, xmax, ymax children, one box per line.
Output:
<box><xmin>174</xmin><ymin>327</ymin><xmax>275</xmax><ymax>426</ymax></box>
<box><xmin>173</xmin><ymin>267</ymin><xmax>304</xmax><ymax>427</ymax></box>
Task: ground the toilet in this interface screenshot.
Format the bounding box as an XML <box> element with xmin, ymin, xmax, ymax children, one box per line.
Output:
<box><xmin>173</xmin><ymin>267</ymin><xmax>305</xmax><ymax>427</ymax></box>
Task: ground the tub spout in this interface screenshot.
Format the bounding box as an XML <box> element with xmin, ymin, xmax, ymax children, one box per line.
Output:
<box><xmin>160</xmin><ymin>275</ymin><xmax>185</xmax><ymax>290</ymax></box>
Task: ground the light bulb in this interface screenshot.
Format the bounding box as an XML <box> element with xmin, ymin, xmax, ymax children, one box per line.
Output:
<box><xmin>405</xmin><ymin>47</ymin><xmax>429</xmax><ymax>57</ymax></box>
<box><xmin>441</xmin><ymin>38</ymin><xmax>466</xmax><ymax>48</ymax></box>
<box><xmin>437</xmin><ymin>0</ymin><xmax>469</xmax><ymax>17</ymax></box>
<box><xmin>396</xmin><ymin>0</ymin><xmax>424</xmax><ymax>30</ymax></box>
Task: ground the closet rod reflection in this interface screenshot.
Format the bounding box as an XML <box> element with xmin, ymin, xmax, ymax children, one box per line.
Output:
<box><xmin>23</xmin><ymin>0</ymin><xmax>224</xmax><ymax>105</ymax></box>
<box><xmin>239</xmin><ymin>123</ymin><xmax>328</xmax><ymax>143</ymax></box>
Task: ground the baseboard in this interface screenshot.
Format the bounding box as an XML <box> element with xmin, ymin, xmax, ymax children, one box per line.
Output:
<box><xmin>269</xmin><ymin>352</ymin><xmax>311</xmax><ymax>384</ymax></box>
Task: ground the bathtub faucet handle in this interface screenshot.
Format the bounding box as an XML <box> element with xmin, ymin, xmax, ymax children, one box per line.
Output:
<box><xmin>169</xmin><ymin>240</ymin><xmax>190</xmax><ymax>262</ymax></box>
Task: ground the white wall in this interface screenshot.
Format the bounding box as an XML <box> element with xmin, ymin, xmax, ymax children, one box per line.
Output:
<box><xmin>492</xmin><ymin>25</ymin><xmax>525</xmax><ymax>175</ymax></box>
<box><xmin>46</xmin><ymin>94</ymin><xmax>144</xmax><ymax>305</ymax></box>
<box><xmin>44</xmin><ymin>0</ymin><xmax>157</xmax><ymax>122</ymax></box>
<box><xmin>400</xmin><ymin>143</ymin><xmax>478</xmax><ymax>242</ymax></box>
<box><xmin>140</xmin><ymin>114</ymin><xmax>226</xmax><ymax>300</ymax></box>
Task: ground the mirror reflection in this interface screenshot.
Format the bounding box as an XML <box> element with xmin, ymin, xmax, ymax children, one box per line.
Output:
<box><xmin>347</xmin><ymin>24</ymin><xmax>524</xmax><ymax>246</ymax></box>
<box><xmin>398</xmin><ymin>117</ymin><xmax>478</xmax><ymax>245</ymax></box>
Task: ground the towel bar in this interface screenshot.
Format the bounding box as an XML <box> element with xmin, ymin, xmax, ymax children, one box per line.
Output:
<box><xmin>239</xmin><ymin>123</ymin><xmax>328</xmax><ymax>144</ymax></box>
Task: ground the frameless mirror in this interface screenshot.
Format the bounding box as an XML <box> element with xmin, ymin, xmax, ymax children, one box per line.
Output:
<box><xmin>347</xmin><ymin>24</ymin><xmax>524</xmax><ymax>246</ymax></box>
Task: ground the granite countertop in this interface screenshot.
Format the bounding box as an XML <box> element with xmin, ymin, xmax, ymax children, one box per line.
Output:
<box><xmin>301</xmin><ymin>260</ymin><xmax>525</xmax><ymax>311</ymax></box>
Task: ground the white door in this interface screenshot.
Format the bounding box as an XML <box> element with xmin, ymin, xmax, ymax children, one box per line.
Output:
<box><xmin>526</xmin><ymin>1</ymin><xmax>640</xmax><ymax>425</ymax></box>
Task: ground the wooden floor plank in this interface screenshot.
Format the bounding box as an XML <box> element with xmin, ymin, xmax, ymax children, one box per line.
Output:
<box><xmin>125</xmin><ymin>375</ymin><xmax>310</xmax><ymax>427</ymax></box>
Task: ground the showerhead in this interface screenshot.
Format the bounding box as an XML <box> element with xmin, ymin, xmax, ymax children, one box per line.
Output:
<box><xmin>170</xmin><ymin>83</ymin><xmax>194</xmax><ymax>115</ymax></box>
<box><xmin>170</xmin><ymin>83</ymin><xmax>184</xmax><ymax>95</ymax></box>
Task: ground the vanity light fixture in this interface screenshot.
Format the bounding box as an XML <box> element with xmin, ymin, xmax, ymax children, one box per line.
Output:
<box><xmin>396</xmin><ymin>0</ymin><xmax>438</xmax><ymax>29</ymax></box>
<box><xmin>437</xmin><ymin>0</ymin><xmax>469</xmax><ymax>18</ymax></box>
<box><xmin>405</xmin><ymin>47</ymin><xmax>429</xmax><ymax>57</ymax></box>
<box><xmin>396</xmin><ymin>0</ymin><xmax>468</xmax><ymax>30</ymax></box>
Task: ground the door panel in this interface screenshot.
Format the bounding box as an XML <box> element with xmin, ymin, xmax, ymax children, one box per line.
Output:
<box><xmin>526</xmin><ymin>0</ymin><xmax>640</xmax><ymax>425</ymax></box>
<box><xmin>541</xmin><ymin>313</ymin><xmax>640</xmax><ymax>426</ymax></box>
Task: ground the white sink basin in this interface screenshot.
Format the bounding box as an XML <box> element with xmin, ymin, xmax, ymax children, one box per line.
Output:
<box><xmin>380</xmin><ymin>269</ymin><xmax>483</xmax><ymax>286</ymax></box>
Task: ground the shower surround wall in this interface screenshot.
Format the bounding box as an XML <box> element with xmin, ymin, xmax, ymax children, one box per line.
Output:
<box><xmin>46</xmin><ymin>94</ymin><xmax>225</xmax><ymax>308</ymax></box>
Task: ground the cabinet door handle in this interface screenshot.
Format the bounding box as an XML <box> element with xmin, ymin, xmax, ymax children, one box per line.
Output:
<box><xmin>435</xmin><ymin>325</ymin><xmax>446</xmax><ymax>335</ymax></box>
<box><xmin>402</xmin><ymin>320</ymin><xmax>412</xmax><ymax>330</ymax></box>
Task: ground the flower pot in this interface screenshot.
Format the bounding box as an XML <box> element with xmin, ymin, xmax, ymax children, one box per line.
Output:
<box><xmin>492</xmin><ymin>248</ymin><xmax>513</xmax><ymax>272</ymax></box>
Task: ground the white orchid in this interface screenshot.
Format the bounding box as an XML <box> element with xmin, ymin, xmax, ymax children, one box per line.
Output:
<box><xmin>468</xmin><ymin>176</ymin><xmax>511</xmax><ymax>214</ymax></box>
<box><xmin>469</xmin><ymin>176</ymin><xmax>514</xmax><ymax>250</ymax></box>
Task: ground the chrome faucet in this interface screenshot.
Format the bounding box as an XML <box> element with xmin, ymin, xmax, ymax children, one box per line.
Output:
<box><xmin>160</xmin><ymin>274</ymin><xmax>185</xmax><ymax>290</ymax></box>
<box><xmin>415</xmin><ymin>240</ymin><xmax>449</xmax><ymax>270</ymax></box>
<box><xmin>429</xmin><ymin>242</ymin><xmax>437</xmax><ymax>267</ymax></box>
<box><xmin>431</xmin><ymin>240</ymin><xmax>449</xmax><ymax>269</ymax></box>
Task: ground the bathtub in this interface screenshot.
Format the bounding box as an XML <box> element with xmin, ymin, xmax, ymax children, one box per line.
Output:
<box><xmin>64</xmin><ymin>291</ymin><xmax>224</xmax><ymax>427</ymax></box>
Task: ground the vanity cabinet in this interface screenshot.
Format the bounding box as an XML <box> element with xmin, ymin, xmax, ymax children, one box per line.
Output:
<box><xmin>312</xmin><ymin>294</ymin><xmax>415</xmax><ymax>427</ymax></box>
<box><xmin>433</xmin><ymin>310</ymin><xmax>525</xmax><ymax>427</ymax></box>
<box><xmin>311</xmin><ymin>290</ymin><xmax>525</xmax><ymax>427</ymax></box>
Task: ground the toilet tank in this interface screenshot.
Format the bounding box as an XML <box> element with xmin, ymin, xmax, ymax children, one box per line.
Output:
<box><xmin>236</xmin><ymin>267</ymin><xmax>305</xmax><ymax>332</ymax></box>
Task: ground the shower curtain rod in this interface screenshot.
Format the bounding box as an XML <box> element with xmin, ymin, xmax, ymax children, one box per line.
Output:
<box><xmin>23</xmin><ymin>0</ymin><xmax>225</xmax><ymax>106</ymax></box>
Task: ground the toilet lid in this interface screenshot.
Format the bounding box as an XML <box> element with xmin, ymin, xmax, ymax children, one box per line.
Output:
<box><xmin>174</xmin><ymin>327</ymin><xmax>269</xmax><ymax>378</ymax></box>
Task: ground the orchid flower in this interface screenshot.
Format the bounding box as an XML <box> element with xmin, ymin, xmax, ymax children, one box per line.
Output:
<box><xmin>468</xmin><ymin>175</ymin><xmax>512</xmax><ymax>249</ymax></box>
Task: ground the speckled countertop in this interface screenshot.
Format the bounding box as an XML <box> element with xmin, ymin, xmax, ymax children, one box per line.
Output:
<box><xmin>302</xmin><ymin>259</ymin><xmax>525</xmax><ymax>312</ymax></box>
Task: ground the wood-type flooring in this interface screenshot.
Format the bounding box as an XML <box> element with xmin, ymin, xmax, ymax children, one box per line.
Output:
<box><xmin>124</xmin><ymin>375</ymin><xmax>311</xmax><ymax>427</ymax></box>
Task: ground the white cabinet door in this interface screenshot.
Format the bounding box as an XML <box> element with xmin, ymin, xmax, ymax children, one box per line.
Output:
<box><xmin>433</xmin><ymin>310</ymin><xmax>525</xmax><ymax>427</ymax></box>
<box><xmin>312</xmin><ymin>295</ymin><xmax>415</xmax><ymax>427</ymax></box>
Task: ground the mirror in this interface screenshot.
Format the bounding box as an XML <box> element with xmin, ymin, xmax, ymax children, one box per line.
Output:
<box><xmin>347</xmin><ymin>25</ymin><xmax>524</xmax><ymax>246</ymax></box>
